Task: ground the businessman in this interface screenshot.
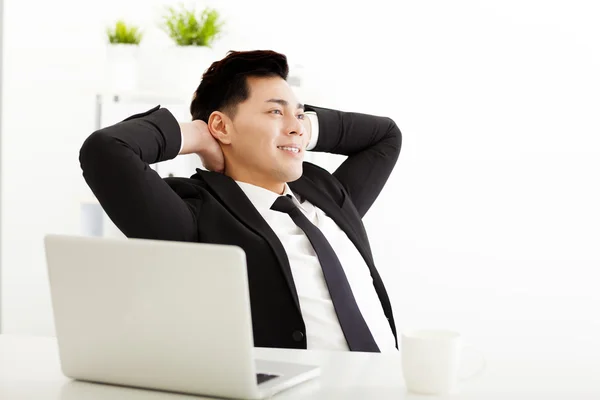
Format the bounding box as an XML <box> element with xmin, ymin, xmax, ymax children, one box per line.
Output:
<box><xmin>80</xmin><ymin>50</ymin><xmax>402</xmax><ymax>353</ymax></box>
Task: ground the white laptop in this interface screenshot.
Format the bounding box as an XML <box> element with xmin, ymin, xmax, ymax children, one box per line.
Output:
<box><xmin>44</xmin><ymin>234</ymin><xmax>320</xmax><ymax>399</ymax></box>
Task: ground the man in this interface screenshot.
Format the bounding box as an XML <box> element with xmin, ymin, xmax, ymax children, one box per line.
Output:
<box><xmin>80</xmin><ymin>50</ymin><xmax>402</xmax><ymax>353</ymax></box>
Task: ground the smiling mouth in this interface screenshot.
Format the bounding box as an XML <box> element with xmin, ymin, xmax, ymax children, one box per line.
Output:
<box><xmin>277</xmin><ymin>146</ymin><xmax>300</xmax><ymax>154</ymax></box>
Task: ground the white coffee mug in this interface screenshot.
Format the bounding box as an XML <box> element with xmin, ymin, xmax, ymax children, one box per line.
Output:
<box><xmin>401</xmin><ymin>329</ymin><xmax>486</xmax><ymax>395</ymax></box>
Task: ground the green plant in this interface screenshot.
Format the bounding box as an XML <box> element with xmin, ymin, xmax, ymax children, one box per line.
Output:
<box><xmin>161</xmin><ymin>4</ymin><xmax>224</xmax><ymax>47</ymax></box>
<box><xmin>106</xmin><ymin>20</ymin><xmax>143</xmax><ymax>45</ymax></box>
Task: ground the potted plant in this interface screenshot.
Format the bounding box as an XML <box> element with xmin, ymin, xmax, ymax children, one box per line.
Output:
<box><xmin>107</xmin><ymin>20</ymin><xmax>143</xmax><ymax>46</ymax></box>
<box><xmin>154</xmin><ymin>4</ymin><xmax>224</xmax><ymax>98</ymax></box>
<box><xmin>105</xmin><ymin>20</ymin><xmax>143</xmax><ymax>93</ymax></box>
<box><xmin>161</xmin><ymin>5</ymin><xmax>223</xmax><ymax>47</ymax></box>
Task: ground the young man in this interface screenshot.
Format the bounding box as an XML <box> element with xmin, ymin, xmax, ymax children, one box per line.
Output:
<box><xmin>80</xmin><ymin>50</ymin><xmax>402</xmax><ymax>353</ymax></box>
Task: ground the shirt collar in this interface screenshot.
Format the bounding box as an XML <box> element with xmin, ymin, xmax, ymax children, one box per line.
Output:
<box><xmin>235</xmin><ymin>181</ymin><xmax>303</xmax><ymax>211</ymax></box>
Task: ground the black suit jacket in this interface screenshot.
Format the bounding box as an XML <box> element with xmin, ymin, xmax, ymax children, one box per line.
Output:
<box><xmin>79</xmin><ymin>104</ymin><xmax>402</xmax><ymax>350</ymax></box>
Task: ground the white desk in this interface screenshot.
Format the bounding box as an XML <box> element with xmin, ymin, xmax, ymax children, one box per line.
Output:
<box><xmin>1</xmin><ymin>334</ymin><xmax>599</xmax><ymax>399</ymax></box>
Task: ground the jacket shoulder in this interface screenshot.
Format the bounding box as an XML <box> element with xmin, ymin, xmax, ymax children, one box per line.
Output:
<box><xmin>163</xmin><ymin>173</ymin><xmax>209</xmax><ymax>199</ymax></box>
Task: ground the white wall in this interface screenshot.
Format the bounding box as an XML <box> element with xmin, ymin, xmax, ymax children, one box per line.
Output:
<box><xmin>2</xmin><ymin>0</ymin><xmax>599</xmax><ymax>363</ymax></box>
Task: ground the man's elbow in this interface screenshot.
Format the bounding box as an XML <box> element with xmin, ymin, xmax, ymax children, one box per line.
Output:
<box><xmin>79</xmin><ymin>131</ymin><xmax>112</xmax><ymax>173</ymax></box>
<box><xmin>386</xmin><ymin>117</ymin><xmax>402</xmax><ymax>153</ymax></box>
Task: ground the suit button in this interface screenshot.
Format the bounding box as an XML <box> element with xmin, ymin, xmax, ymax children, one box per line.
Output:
<box><xmin>292</xmin><ymin>331</ymin><xmax>304</xmax><ymax>342</ymax></box>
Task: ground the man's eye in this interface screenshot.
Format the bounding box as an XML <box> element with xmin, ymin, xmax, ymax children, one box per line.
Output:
<box><xmin>297</xmin><ymin>114</ymin><xmax>305</xmax><ymax>120</ymax></box>
<box><xmin>270</xmin><ymin>110</ymin><xmax>283</xmax><ymax>115</ymax></box>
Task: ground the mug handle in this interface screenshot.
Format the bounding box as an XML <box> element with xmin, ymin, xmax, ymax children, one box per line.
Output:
<box><xmin>459</xmin><ymin>344</ymin><xmax>487</xmax><ymax>381</ymax></box>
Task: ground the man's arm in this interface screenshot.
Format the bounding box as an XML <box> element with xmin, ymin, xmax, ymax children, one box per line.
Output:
<box><xmin>79</xmin><ymin>106</ymin><xmax>208</xmax><ymax>241</ymax></box>
<box><xmin>304</xmin><ymin>104</ymin><xmax>402</xmax><ymax>217</ymax></box>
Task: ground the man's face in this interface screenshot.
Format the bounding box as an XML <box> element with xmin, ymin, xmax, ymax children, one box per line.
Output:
<box><xmin>225</xmin><ymin>76</ymin><xmax>308</xmax><ymax>187</ymax></box>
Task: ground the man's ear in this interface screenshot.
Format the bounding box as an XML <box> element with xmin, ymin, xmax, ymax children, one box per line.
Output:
<box><xmin>207</xmin><ymin>111</ymin><xmax>232</xmax><ymax>145</ymax></box>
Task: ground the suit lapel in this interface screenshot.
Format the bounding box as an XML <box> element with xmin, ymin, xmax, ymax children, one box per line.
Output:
<box><xmin>199</xmin><ymin>170</ymin><xmax>301</xmax><ymax>314</ymax></box>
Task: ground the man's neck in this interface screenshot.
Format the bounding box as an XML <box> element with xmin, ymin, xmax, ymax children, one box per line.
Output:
<box><xmin>226</xmin><ymin>172</ymin><xmax>285</xmax><ymax>195</ymax></box>
<box><xmin>223</xmin><ymin>158</ymin><xmax>287</xmax><ymax>194</ymax></box>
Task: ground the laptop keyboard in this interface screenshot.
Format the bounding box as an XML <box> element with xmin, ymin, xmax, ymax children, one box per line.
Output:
<box><xmin>256</xmin><ymin>373</ymin><xmax>279</xmax><ymax>384</ymax></box>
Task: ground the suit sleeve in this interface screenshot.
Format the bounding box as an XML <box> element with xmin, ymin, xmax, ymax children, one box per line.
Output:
<box><xmin>305</xmin><ymin>104</ymin><xmax>402</xmax><ymax>217</ymax></box>
<box><xmin>79</xmin><ymin>106</ymin><xmax>198</xmax><ymax>241</ymax></box>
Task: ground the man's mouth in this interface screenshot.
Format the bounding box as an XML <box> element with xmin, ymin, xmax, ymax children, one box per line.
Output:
<box><xmin>277</xmin><ymin>146</ymin><xmax>300</xmax><ymax>154</ymax></box>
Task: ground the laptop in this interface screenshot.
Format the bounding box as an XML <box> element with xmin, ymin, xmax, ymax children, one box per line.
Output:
<box><xmin>44</xmin><ymin>234</ymin><xmax>320</xmax><ymax>399</ymax></box>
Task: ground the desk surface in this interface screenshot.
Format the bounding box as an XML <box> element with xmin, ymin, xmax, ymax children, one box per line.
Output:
<box><xmin>1</xmin><ymin>334</ymin><xmax>599</xmax><ymax>399</ymax></box>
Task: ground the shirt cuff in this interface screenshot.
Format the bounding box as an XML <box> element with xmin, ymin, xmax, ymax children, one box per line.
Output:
<box><xmin>179</xmin><ymin>130</ymin><xmax>185</xmax><ymax>154</ymax></box>
<box><xmin>305</xmin><ymin>112</ymin><xmax>319</xmax><ymax>151</ymax></box>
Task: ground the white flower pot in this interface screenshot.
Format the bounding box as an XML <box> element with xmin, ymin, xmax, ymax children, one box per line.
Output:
<box><xmin>105</xmin><ymin>43</ymin><xmax>139</xmax><ymax>93</ymax></box>
<box><xmin>136</xmin><ymin>45</ymin><xmax>215</xmax><ymax>100</ymax></box>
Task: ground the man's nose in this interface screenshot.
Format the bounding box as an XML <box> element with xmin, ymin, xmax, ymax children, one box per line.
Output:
<box><xmin>286</xmin><ymin>115</ymin><xmax>305</xmax><ymax>136</ymax></box>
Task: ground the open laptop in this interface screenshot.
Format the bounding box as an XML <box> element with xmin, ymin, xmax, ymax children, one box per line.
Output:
<box><xmin>44</xmin><ymin>234</ymin><xmax>320</xmax><ymax>399</ymax></box>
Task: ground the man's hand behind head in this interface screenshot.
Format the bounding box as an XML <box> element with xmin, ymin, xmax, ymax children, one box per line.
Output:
<box><xmin>179</xmin><ymin>120</ymin><xmax>225</xmax><ymax>173</ymax></box>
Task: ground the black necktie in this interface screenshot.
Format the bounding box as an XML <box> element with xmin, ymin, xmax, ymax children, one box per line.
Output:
<box><xmin>271</xmin><ymin>195</ymin><xmax>380</xmax><ymax>352</ymax></box>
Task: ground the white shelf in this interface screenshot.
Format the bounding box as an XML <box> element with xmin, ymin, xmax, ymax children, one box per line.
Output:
<box><xmin>97</xmin><ymin>90</ymin><xmax>192</xmax><ymax>106</ymax></box>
